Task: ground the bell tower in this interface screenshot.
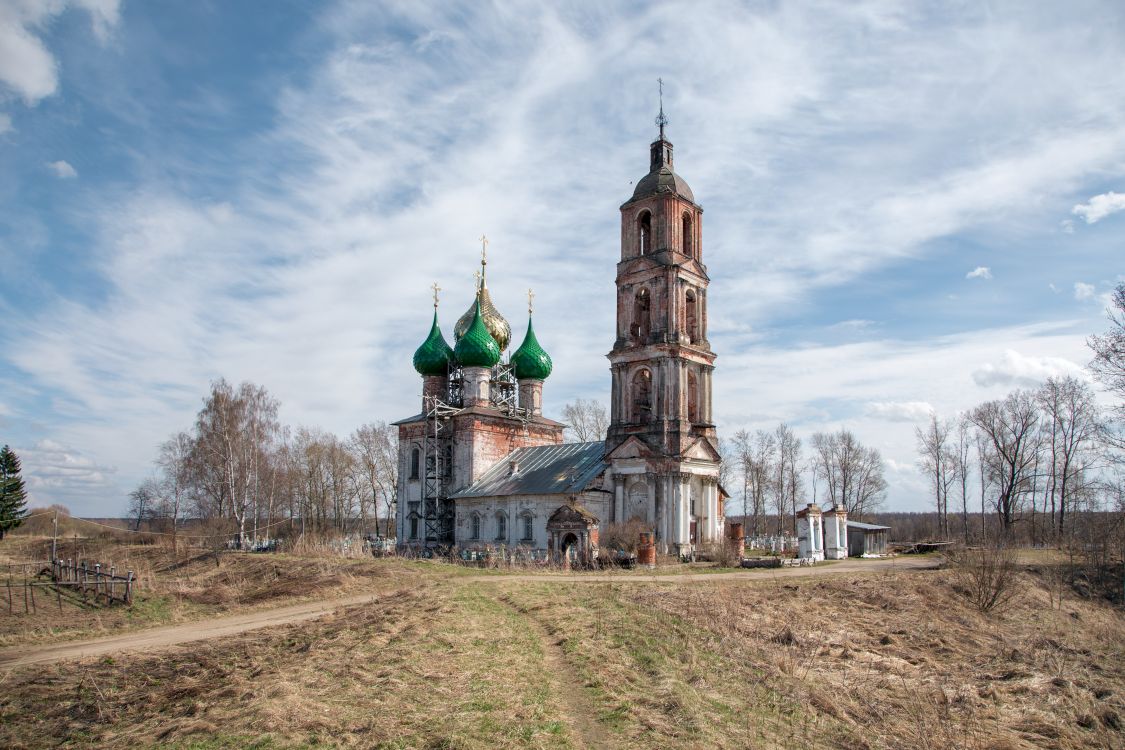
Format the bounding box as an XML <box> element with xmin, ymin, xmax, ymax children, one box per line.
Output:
<box><xmin>604</xmin><ymin>88</ymin><xmax>722</xmax><ymax>556</ymax></box>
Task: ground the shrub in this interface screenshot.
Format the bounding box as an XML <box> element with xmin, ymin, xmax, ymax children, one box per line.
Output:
<box><xmin>952</xmin><ymin>545</ymin><xmax>1018</xmax><ymax>613</ymax></box>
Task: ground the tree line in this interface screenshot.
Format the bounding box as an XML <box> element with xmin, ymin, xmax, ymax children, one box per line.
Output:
<box><xmin>917</xmin><ymin>283</ymin><xmax>1125</xmax><ymax>545</ymax></box>
<box><xmin>129</xmin><ymin>378</ymin><xmax>398</xmax><ymax>547</ymax></box>
<box><xmin>726</xmin><ymin>424</ymin><xmax>888</xmax><ymax>537</ymax></box>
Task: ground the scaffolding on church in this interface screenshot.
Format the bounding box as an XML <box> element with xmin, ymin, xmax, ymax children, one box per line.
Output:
<box><xmin>416</xmin><ymin>359</ymin><xmax>532</xmax><ymax>549</ymax></box>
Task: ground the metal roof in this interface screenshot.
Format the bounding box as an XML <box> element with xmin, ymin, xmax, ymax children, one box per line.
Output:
<box><xmin>847</xmin><ymin>520</ymin><xmax>890</xmax><ymax>531</ymax></box>
<box><xmin>450</xmin><ymin>441</ymin><xmax>607</xmax><ymax>499</ymax></box>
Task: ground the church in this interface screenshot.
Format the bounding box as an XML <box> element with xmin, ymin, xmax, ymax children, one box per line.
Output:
<box><xmin>394</xmin><ymin>111</ymin><xmax>725</xmax><ymax>562</ymax></box>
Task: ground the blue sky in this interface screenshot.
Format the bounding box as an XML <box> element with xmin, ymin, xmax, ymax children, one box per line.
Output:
<box><xmin>1</xmin><ymin>0</ymin><xmax>1122</xmax><ymax>516</ymax></box>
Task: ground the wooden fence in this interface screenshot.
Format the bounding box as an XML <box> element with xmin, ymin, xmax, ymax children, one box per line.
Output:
<box><xmin>2</xmin><ymin>559</ymin><xmax>134</xmax><ymax>614</ymax></box>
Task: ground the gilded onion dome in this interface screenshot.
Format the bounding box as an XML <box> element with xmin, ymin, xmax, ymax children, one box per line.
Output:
<box><xmin>454</xmin><ymin>276</ymin><xmax>510</xmax><ymax>351</ymax></box>
<box><xmin>412</xmin><ymin>310</ymin><xmax>454</xmax><ymax>376</ymax></box>
<box><xmin>453</xmin><ymin>300</ymin><xmax>501</xmax><ymax>368</ymax></box>
<box><xmin>510</xmin><ymin>316</ymin><xmax>552</xmax><ymax>380</ymax></box>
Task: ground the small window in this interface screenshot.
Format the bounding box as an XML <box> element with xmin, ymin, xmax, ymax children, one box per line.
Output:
<box><xmin>495</xmin><ymin>513</ymin><xmax>507</xmax><ymax>541</ymax></box>
<box><xmin>638</xmin><ymin>211</ymin><xmax>651</xmax><ymax>255</ymax></box>
<box><xmin>470</xmin><ymin>514</ymin><xmax>481</xmax><ymax>541</ymax></box>
<box><xmin>521</xmin><ymin>514</ymin><xmax>533</xmax><ymax>542</ymax></box>
<box><xmin>410</xmin><ymin>447</ymin><xmax>420</xmax><ymax>480</ymax></box>
<box><xmin>408</xmin><ymin>501</ymin><xmax>420</xmax><ymax>539</ymax></box>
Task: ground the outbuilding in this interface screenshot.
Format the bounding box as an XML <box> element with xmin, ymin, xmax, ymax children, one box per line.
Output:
<box><xmin>847</xmin><ymin>520</ymin><xmax>890</xmax><ymax>557</ymax></box>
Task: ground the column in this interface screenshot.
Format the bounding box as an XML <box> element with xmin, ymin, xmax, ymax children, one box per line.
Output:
<box><xmin>613</xmin><ymin>475</ymin><xmax>624</xmax><ymax>524</ymax></box>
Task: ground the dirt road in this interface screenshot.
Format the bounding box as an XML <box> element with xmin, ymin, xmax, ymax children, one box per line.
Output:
<box><xmin>0</xmin><ymin>556</ymin><xmax>939</xmax><ymax>669</ymax></box>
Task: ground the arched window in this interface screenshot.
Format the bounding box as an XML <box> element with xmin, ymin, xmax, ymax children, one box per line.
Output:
<box><xmin>470</xmin><ymin>513</ymin><xmax>481</xmax><ymax>540</ymax></box>
<box><xmin>495</xmin><ymin>512</ymin><xmax>507</xmax><ymax>541</ymax></box>
<box><xmin>684</xmin><ymin>290</ymin><xmax>698</xmax><ymax>344</ymax></box>
<box><xmin>520</xmin><ymin>513</ymin><xmax>534</xmax><ymax>542</ymax></box>
<box><xmin>443</xmin><ymin>444</ymin><xmax>453</xmax><ymax>478</ymax></box>
<box><xmin>632</xmin><ymin>369</ymin><xmax>652</xmax><ymax>422</ymax></box>
<box><xmin>687</xmin><ymin>370</ymin><xmax>699</xmax><ymax>423</ymax></box>
<box><xmin>631</xmin><ymin>288</ymin><xmax>651</xmax><ymax>343</ymax></box>
<box><xmin>638</xmin><ymin>210</ymin><xmax>652</xmax><ymax>255</ymax></box>
<box><xmin>682</xmin><ymin>212</ymin><xmax>693</xmax><ymax>257</ymax></box>
<box><xmin>410</xmin><ymin>447</ymin><xmax>420</xmax><ymax>480</ymax></box>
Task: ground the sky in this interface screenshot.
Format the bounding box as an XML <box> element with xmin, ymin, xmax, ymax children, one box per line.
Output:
<box><xmin>1</xmin><ymin>0</ymin><xmax>1123</xmax><ymax>517</ymax></box>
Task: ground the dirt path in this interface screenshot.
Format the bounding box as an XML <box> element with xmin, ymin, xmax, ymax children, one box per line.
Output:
<box><xmin>499</xmin><ymin>594</ymin><xmax>610</xmax><ymax>750</ymax></box>
<box><xmin>0</xmin><ymin>556</ymin><xmax>939</xmax><ymax>670</ymax></box>
<box><xmin>0</xmin><ymin>592</ymin><xmax>385</xmax><ymax>669</ymax></box>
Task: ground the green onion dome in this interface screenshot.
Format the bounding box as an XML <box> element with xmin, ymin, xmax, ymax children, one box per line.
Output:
<box><xmin>412</xmin><ymin>311</ymin><xmax>454</xmax><ymax>376</ymax></box>
<box><xmin>453</xmin><ymin>300</ymin><xmax>501</xmax><ymax>368</ymax></box>
<box><xmin>510</xmin><ymin>316</ymin><xmax>552</xmax><ymax>380</ymax></box>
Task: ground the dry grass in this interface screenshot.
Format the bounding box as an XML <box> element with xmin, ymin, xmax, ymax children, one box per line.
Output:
<box><xmin>0</xmin><ymin>543</ymin><xmax>1122</xmax><ymax>749</ymax></box>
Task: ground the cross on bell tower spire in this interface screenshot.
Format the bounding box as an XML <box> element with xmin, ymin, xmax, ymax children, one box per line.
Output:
<box><xmin>656</xmin><ymin>77</ymin><xmax>668</xmax><ymax>140</ymax></box>
<box><xmin>650</xmin><ymin>78</ymin><xmax>673</xmax><ymax>172</ymax></box>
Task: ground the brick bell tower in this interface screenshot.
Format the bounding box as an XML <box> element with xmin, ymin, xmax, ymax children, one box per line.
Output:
<box><xmin>604</xmin><ymin>90</ymin><xmax>723</xmax><ymax>556</ymax></box>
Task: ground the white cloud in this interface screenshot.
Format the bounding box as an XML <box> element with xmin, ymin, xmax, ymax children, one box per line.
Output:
<box><xmin>971</xmin><ymin>349</ymin><xmax>1086</xmax><ymax>388</ymax></box>
<box><xmin>0</xmin><ymin>0</ymin><xmax>121</xmax><ymax>104</ymax></box>
<box><xmin>19</xmin><ymin>439</ymin><xmax>116</xmax><ymax>507</ymax></box>
<box><xmin>865</xmin><ymin>401</ymin><xmax>934</xmax><ymax>422</ymax></box>
<box><xmin>1072</xmin><ymin>191</ymin><xmax>1125</xmax><ymax>224</ymax></box>
<box><xmin>966</xmin><ymin>266</ymin><xmax>992</xmax><ymax>280</ymax></box>
<box><xmin>1074</xmin><ymin>281</ymin><xmax>1095</xmax><ymax>300</ymax></box>
<box><xmin>46</xmin><ymin>160</ymin><xmax>77</xmax><ymax>178</ymax></box>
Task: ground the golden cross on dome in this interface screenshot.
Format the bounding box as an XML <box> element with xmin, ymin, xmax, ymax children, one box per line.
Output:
<box><xmin>431</xmin><ymin>282</ymin><xmax>440</xmax><ymax>309</ymax></box>
<box><xmin>527</xmin><ymin>288</ymin><xmax>535</xmax><ymax>315</ymax></box>
<box><xmin>479</xmin><ymin>234</ymin><xmax>489</xmax><ymax>266</ymax></box>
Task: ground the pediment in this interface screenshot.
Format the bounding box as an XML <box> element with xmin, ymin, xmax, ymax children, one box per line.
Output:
<box><xmin>605</xmin><ymin>436</ymin><xmax>655</xmax><ymax>461</ymax></box>
<box><xmin>683</xmin><ymin>437</ymin><xmax>721</xmax><ymax>462</ymax></box>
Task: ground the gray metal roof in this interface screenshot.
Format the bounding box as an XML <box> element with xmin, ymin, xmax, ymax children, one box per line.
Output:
<box><xmin>450</xmin><ymin>442</ymin><xmax>607</xmax><ymax>499</ymax></box>
<box><xmin>628</xmin><ymin>165</ymin><xmax>695</xmax><ymax>204</ymax></box>
<box><xmin>847</xmin><ymin>520</ymin><xmax>890</xmax><ymax>531</ymax></box>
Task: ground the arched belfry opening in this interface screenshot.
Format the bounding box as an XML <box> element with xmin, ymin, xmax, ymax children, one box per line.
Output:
<box><xmin>632</xmin><ymin>288</ymin><xmax>651</xmax><ymax>343</ymax></box>
<box><xmin>632</xmin><ymin>368</ymin><xmax>652</xmax><ymax>422</ymax></box>
<box><xmin>687</xmin><ymin>370</ymin><xmax>699</xmax><ymax>423</ymax></box>
<box><xmin>684</xmin><ymin>289</ymin><xmax>698</xmax><ymax>344</ymax></box>
<box><xmin>682</xmin><ymin>212</ymin><xmax>693</xmax><ymax>257</ymax></box>
<box><xmin>638</xmin><ymin>210</ymin><xmax>652</xmax><ymax>255</ymax></box>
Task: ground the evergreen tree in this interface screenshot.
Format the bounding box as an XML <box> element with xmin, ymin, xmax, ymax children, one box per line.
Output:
<box><xmin>0</xmin><ymin>445</ymin><xmax>28</xmax><ymax>539</ymax></box>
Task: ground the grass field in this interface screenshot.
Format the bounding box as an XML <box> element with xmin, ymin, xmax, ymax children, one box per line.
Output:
<box><xmin>0</xmin><ymin>540</ymin><xmax>1122</xmax><ymax>749</ymax></box>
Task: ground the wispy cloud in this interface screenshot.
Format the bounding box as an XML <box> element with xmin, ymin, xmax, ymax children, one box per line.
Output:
<box><xmin>971</xmin><ymin>349</ymin><xmax>1087</xmax><ymax>388</ymax></box>
<box><xmin>966</xmin><ymin>266</ymin><xmax>992</xmax><ymax>280</ymax></box>
<box><xmin>1074</xmin><ymin>281</ymin><xmax>1096</xmax><ymax>300</ymax></box>
<box><xmin>866</xmin><ymin>401</ymin><xmax>934</xmax><ymax>422</ymax></box>
<box><xmin>1072</xmin><ymin>191</ymin><xmax>1125</xmax><ymax>224</ymax></box>
<box><xmin>46</xmin><ymin>160</ymin><xmax>77</xmax><ymax>178</ymax></box>
<box><xmin>0</xmin><ymin>1</ymin><xmax>121</xmax><ymax>104</ymax></box>
<box><xmin>4</xmin><ymin>1</ymin><xmax>1125</xmax><ymax>514</ymax></box>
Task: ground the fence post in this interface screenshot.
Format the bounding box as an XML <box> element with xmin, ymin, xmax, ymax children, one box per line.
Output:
<box><xmin>109</xmin><ymin>566</ymin><xmax>116</xmax><ymax>601</ymax></box>
<box><xmin>125</xmin><ymin>571</ymin><xmax>134</xmax><ymax>605</ymax></box>
<box><xmin>95</xmin><ymin>564</ymin><xmax>102</xmax><ymax>602</ymax></box>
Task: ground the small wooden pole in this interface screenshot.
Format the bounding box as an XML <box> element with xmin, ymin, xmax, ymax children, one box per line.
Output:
<box><xmin>109</xmin><ymin>566</ymin><xmax>116</xmax><ymax>601</ymax></box>
<box><xmin>125</xmin><ymin>571</ymin><xmax>134</xmax><ymax>605</ymax></box>
<box><xmin>95</xmin><ymin>564</ymin><xmax>102</xmax><ymax>603</ymax></box>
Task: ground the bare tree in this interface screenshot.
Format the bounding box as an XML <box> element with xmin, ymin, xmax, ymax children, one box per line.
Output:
<box><xmin>193</xmin><ymin>379</ymin><xmax>282</xmax><ymax>547</ymax></box>
<box><xmin>969</xmin><ymin>390</ymin><xmax>1041</xmax><ymax>535</ymax></box>
<box><xmin>812</xmin><ymin>428</ymin><xmax>885</xmax><ymax>518</ymax></box>
<box><xmin>156</xmin><ymin>431</ymin><xmax>193</xmax><ymax>554</ymax></box>
<box><xmin>774</xmin><ymin>424</ymin><xmax>802</xmax><ymax>534</ymax></box>
<box><xmin>128</xmin><ymin>477</ymin><xmax>160</xmax><ymax>531</ymax></box>
<box><xmin>1037</xmin><ymin>376</ymin><xmax>1104</xmax><ymax>537</ymax></box>
<box><xmin>350</xmin><ymin>422</ymin><xmax>398</xmax><ymax>537</ymax></box>
<box><xmin>561</xmin><ymin>398</ymin><xmax>609</xmax><ymax>442</ymax></box>
<box><xmin>1088</xmin><ymin>282</ymin><xmax>1125</xmax><ymax>443</ymax></box>
<box><xmin>915</xmin><ymin>414</ymin><xmax>958</xmax><ymax>538</ymax></box>
<box><xmin>954</xmin><ymin>417</ymin><xmax>972</xmax><ymax>542</ymax></box>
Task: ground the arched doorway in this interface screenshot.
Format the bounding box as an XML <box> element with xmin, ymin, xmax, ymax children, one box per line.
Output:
<box><xmin>561</xmin><ymin>533</ymin><xmax>579</xmax><ymax>563</ymax></box>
